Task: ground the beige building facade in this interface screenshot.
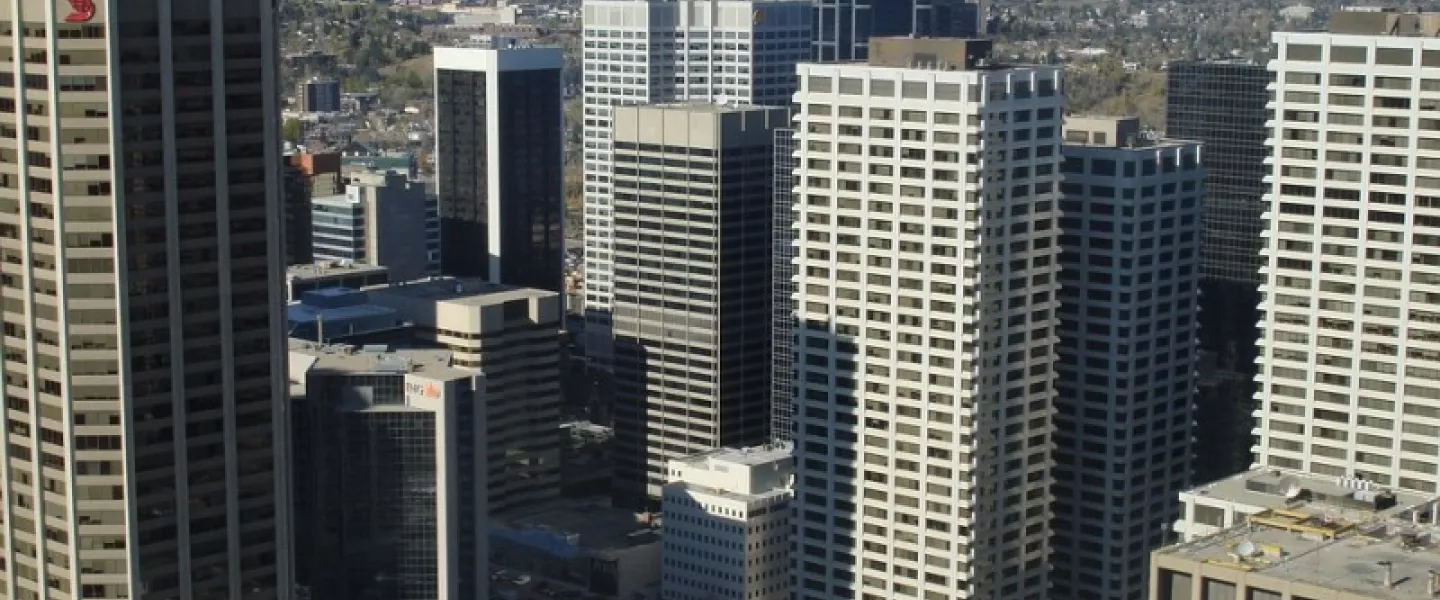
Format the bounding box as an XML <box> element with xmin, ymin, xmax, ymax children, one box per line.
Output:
<box><xmin>0</xmin><ymin>0</ymin><xmax>290</xmax><ymax>599</ymax></box>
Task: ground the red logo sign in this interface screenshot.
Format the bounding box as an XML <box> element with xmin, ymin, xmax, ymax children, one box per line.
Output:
<box><xmin>422</xmin><ymin>383</ymin><xmax>440</xmax><ymax>399</ymax></box>
<box><xmin>64</xmin><ymin>0</ymin><xmax>95</xmax><ymax>23</ymax></box>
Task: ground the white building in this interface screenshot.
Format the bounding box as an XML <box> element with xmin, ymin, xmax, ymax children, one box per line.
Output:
<box><xmin>1257</xmin><ymin>9</ymin><xmax>1440</xmax><ymax>495</ymax></box>
<box><xmin>1051</xmin><ymin>116</ymin><xmax>1204</xmax><ymax>600</ymax></box>
<box><xmin>1171</xmin><ymin>7</ymin><xmax>1440</xmax><ymax>541</ymax></box>
<box><xmin>579</xmin><ymin>0</ymin><xmax>811</xmax><ymax>368</ymax></box>
<box><xmin>789</xmin><ymin>38</ymin><xmax>1063</xmax><ymax>600</ymax></box>
<box><xmin>660</xmin><ymin>445</ymin><xmax>793</xmax><ymax>600</ymax></box>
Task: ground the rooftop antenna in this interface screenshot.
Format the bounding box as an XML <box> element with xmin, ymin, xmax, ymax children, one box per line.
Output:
<box><xmin>1380</xmin><ymin>560</ymin><xmax>1395</xmax><ymax>588</ymax></box>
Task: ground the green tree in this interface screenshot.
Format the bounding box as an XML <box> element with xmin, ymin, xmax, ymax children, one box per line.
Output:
<box><xmin>283</xmin><ymin>118</ymin><xmax>304</xmax><ymax>143</ymax></box>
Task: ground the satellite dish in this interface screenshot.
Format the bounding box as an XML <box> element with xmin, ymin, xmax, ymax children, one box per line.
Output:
<box><xmin>1280</xmin><ymin>476</ymin><xmax>1305</xmax><ymax>499</ymax></box>
<box><xmin>1235</xmin><ymin>539</ymin><xmax>1260</xmax><ymax>558</ymax></box>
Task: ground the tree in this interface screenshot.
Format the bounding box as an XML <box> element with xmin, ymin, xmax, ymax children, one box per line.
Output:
<box><xmin>283</xmin><ymin>118</ymin><xmax>304</xmax><ymax>143</ymax></box>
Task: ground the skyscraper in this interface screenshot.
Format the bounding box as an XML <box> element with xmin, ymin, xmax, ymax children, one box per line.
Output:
<box><xmin>812</xmin><ymin>0</ymin><xmax>985</xmax><ymax>62</ymax></box>
<box><xmin>608</xmin><ymin>103</ymin><xmax>786</xmax><ymax>505</ymax></box>
<box><xmin>435</xmin><ymin>42</ymin><xmax>565</xmax><ymax>294</ymax></box>
<box><xmin>1255</xmin><ymin>9</ymin><xmax>1440</xmax><ymax>495</ymax></box>
<box><xmin>1164</xmin><ymin>60</ymin><xmax>1269</xmax><ymax>482</ymax></box>
<box><xmin>789</xmin><ymin>38</ymin><xmax>1062</xmax><ymax>600</ymax></box>
<box><xmin>0</xmin><ymin>0</ymin><xmax>290</xmax><ymax>598</ymax></box>
<box><xmin>1050</xmin><ymin>116</ymin><xmax>1203</xmax><ymax>600</ymax></box>
<box><xmin>579</xmin><ymin>0</ymin><xmax>811</xmax><ymax>370</ymax></box>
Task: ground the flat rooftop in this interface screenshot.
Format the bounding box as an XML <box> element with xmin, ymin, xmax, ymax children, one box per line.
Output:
<box><xmin>1186</xmin><ymin>469</ymin><xmax>1433</xmax><ymax>522</ymax></box>
<box><xmin>287</xmin><ymin>261</ymin><xmax>389</xmax><ymax>279</ymax></box>
<box><xmin>1159</xmin><ymin>505</ymin><xmax>1440</xmax><ymax>600</ymax></box>
<box><xmin>676</xmin><ymin>444</ymin><xmax>792</xmax><ymax>468</ymax></box>
<box><xmin>494</xmin><ymin>498</ymin><xmax>658</xmax><ymax>556</ymax></box>
<box><xmin>289</xmin><ymin>339</ymin><xmax>471</xmax><ymax>381</ymax></box>
<box><xmin>364</xmin><ymin>277</ymin><xmax>555</xmax><ymax>307</ymax></box>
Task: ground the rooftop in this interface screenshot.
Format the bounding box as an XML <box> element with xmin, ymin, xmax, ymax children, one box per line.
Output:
<box><xmin>493</xmin><ymin>498</ymin><xmax>660</xmax><ymax>557</ymax></box>
<box><xmin>365</xmin><ymin>277</ymin><xmax>555</xmax><ymax>307</ymax></box>
<box><xmin>1186</xmin><ymin>469</ymin><xmax>1433</xmax><ymax>523</ymax></box>
<box><xmin>287</xmin><ymin>261</ymin><xmax>389</xmax><ymax>280</ymax></box>
<box><xmin>1328</xmin><ymin>9</ymin><xmax>1440</xmax><ymax>37</ymax></box>
<box><xmin>675</xmin><ymin>443</ymin><xmax>792</xmax><ymax>468</ymax></box>
<box><xmin>1158</xmin><ymin>502</ymin><xmax>1440</xmax><ymax>600</ymax></box>
<box><xmin>289</xmin><ymin>339</ymin><xmax>469</xmax><ymax>380</ymax></box>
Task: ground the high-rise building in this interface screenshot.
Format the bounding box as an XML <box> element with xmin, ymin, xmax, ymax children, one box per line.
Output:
<box><xmin>365</xmin><ymin>279</ymin><xmax>565</xmax><ymax>516</ymax></box>
<box><xmin>608</xmin><ymin>103</ymin><xmax>786</xmax><ymax>505</ymax></box>
<box><xmin>1164</xmin><ymin>60</ymin><xmax>1270</xmax><ymax>482</ymax></box>
<box><xmin>660</xmin><ymin>445</ymin><xmax>793</xmax><ymax>600</ymax></box>
<box><xmin>434</xmin><ymin>42</ymin><xmax>565</xmax><ymax>294</ymax></box>
<box><xmin>812</xmin><ymin>0</ymin><xmax>986</xmax><ymax>62</ymax></box>
<box><xmin>1050</xmin><ymin>116</ymin><xmax>1204</xmax><ymax>600</ymax></box>
<box><xmin>1254</xmin><ymin>9</ymin><xmax>1440</xmax><ymax>496</ymax></box>
<box><xmin>771</xmin><ymin>127</ymin><xmax>799</xmax><ymax>443</ymax></box>
<box><xmin>580</xmin><ymin>0</ymin><xmax>811</xmax><ymax>370</ymax></box>
<box><xmin>289</xmin><ymin>342</ymin><xmax>487</xmax><ymax>600</ymax></box>
<box><xmin>0</xmin><ymin>1</ymin><xmax>290</xmax><ymax>599</ymax></box>
<box><xmin>311</xmin><ymin>171</ymin><xmax>439</xmax><ymax>282</ymax></box>
<box><xmin>789</xmin><ymin>38</ymin><xmax>1063</xmax><ymax>600</ymax></box>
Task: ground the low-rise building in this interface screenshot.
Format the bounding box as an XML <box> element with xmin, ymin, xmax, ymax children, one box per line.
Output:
<box><xmin>490</xmin><ymin>498</ymin><xmax>662</xmax><ymax>600</ymax></box>
<box><xmin>1174</xmin><ymin>469</ymin><xmax>1434</xmax><ymax>542</ymax></box>
<box><xmin>286</xmin><ymin>262</ymin><xmax>391</xmax><ymax>302</ymax></box>
<box><xmin>660</xmin><ymin>445</ymin><xmax>792</xmax><ymax>600</ymax></box>
<box><xmin>1151</xmin><ymin>499</ymin><xmax>1440</xmax><ymax>600</ymax></box>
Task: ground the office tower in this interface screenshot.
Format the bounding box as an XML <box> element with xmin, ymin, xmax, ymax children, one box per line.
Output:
<box><xmin>812</xmin><ymin>0</ymin><xmax>985</xmax><ymax>62</ymax></box>
<box><xmin>290</xmin><ymin>343</ymin><xmax>487</xmax><ymax>600</ymax></box>
<box><xmin>434</xmin><ymin>43</ymin><xmax>565</xmax><ymax>293</ymax></box>
<box><xmin>580</xmin><ymin>0</ymin><xmax>811</xmax><ymax>370</ymax></box>
<box><xmin>0</xmin><ymin>0</ymin><xmax>289</xmax><ymax>599</ymax></box>
<box><xmin>1164</xmin><ymin>60</ymin><xmax>1270</xmax><ymax>482</ymax></box>
<box><xmin>660</xmin><ymin>445</ymin><xmax>793</xmax><ymax>600</ymax></box>
<box><xmin>1050</xmin><ymin>116</ymin><xmax>1203</xmax><ymax>600</ymax></box>
<box><xmin>789</xmin><ymin>38</ymin><xmax>1062</xmax><ymax>600</ymax></box>
<box><xmin>1255</xmin><ymin>9</ymin><xmax>1440</xmax><ymax>496</ymax></box>
<box><xmin>300</xmin><ymin>77</ymin><xmax>342</xmax><ymax>113</ymax></box>
<box><xmin>771</xmin><ymin>128</ymin><xmax>799</xmax><ymax>443</ymax></box>
<box><xmin>365</xmin><ymin>279</ymin><xmax>564</xmax><ymax>516</ymax></box>
<box><xmin>608</xmin><ymin>104</ymin><xmax>786</xmax><ymax>505</ymax></box>
<box><xmin>310</xmin><ymin>171</ymin><xmax>438</xmax><ymax>281</ymax></box>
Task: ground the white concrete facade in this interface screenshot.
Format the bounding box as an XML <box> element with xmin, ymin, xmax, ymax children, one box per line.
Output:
<box><xmin>1258</xmin><ymin>19</ymin><xmax>1440</xmax><ymax>496</ymax></box>
<box><xmin>788</xmin><ymin>40</ymin><xmax>1063</xmax><ymax>600</ymax></box>
<box><xmin>660</xmin><ymin>445</ymin><xmax>792</xmax><ymax>600</ymax></box>
<box><xmin>578</xmin><ymin>0</ymin><xmax>810</xmax><ymax>369</ymax></box>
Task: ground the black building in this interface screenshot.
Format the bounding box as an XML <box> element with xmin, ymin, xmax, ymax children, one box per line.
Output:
<box><xmin>1166</xmin><ymin>61</ymin><xmax>1271</xmax><ymax>482</ymax></box>
<box><xmin>813</xmin><ymin>0</ymin><xmax>984</xmax><ymax>62</ymax></box>
<box><xmin>434</xmin><ymin>45</ymin><xmax>565</xmax><ymax>294</ymax></box>
<box><xmin>770</xmin><ymin>128</ymin><xmax>798</xmax><ymax>444</ymax></box>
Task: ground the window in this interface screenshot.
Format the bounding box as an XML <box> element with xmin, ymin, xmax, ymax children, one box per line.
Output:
<box><xmin>1202</xmin><ymin>578</ymin><xmax>1237</xmax><ymax>600</ymax></box>
<box><xmin>1157</xmin><ymin>570</ymin><xmax>1192</xmax><ymax>600</ymax></box>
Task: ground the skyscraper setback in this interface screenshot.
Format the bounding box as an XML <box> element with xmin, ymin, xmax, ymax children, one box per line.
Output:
<box><xmin>789</xmin><ymin>38</ymin><xmax>1061</xmax><ymax>600</ymax></box>
<box><xmin>0</xmin><ymin>0</ymin><xmax>289</xmax><ymax>598</ymax></box>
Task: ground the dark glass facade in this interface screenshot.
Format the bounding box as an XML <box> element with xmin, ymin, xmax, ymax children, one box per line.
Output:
<box><xmin>813</xmin><ymin>0</ymin><xmax>982</xmax><ymax>62</ymax></box>
<box><xmin>436</xmin><ymin>68</ymin><xmax>489</xmax><ymax>279</ymax></box>
<box><xmin>770</xmin><ymin>128</ymin><xmax>797</xmax><ymax>443</ymax></box>
<box><xmin>1165</xmin><ymin>61</ymin><xmax>1270</xmax><ymax>481</ymax></box>
<box><xmin>435</xmin><ymin>66</ymin><xmax>564</xmax><ymax>295</ymax></box>
<box><xmin>494</xmin><ymin>68</ymin><xmax>565</xmax><ymax>294</ymax></box>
